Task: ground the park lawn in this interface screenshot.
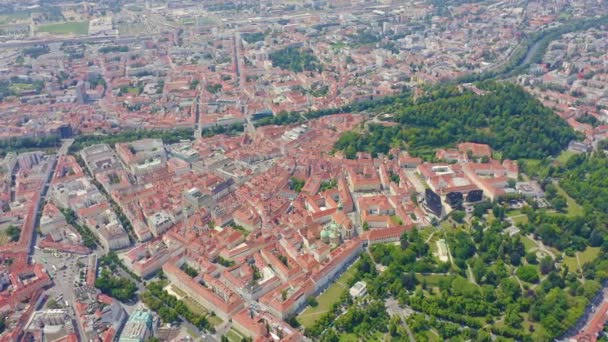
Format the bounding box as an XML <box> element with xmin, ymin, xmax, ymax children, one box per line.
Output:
<box><xmin>195</xmin><ymin>16</ymin><xmax>219</xmax><ymax>25</ymax></box>
<box><xmin>522</xmin><ymin>159</ymin><xmax>543</xmax><ymax>176</ymax></box>
<box><xmin>418</xmin><ymin>226</ymin><xmax>435</xmax><ymax>240</ymax></box>
<box><xmin>419</xmin><ymin>226</ymin><xmax>441</xmax><ymax>243</ymax></box>
<box><xmin>511</xmin><ymin>214</ymin><xmax>529</xmax><ymax>225</ymax></box>
<box><xmin>331</xmin><ymin>41</ymin><xmax>348</xmax><ymax>51</ymax></box>
<box><xmin>485</xmin><ymin>210</ymin><xmax>497</xmax><ymax>223</ymax></box>
<box><xmin>297</xmin><ymin>263</ymin><xmax>358</xmax><ymax>328</ymax></box>
<box><xmin>563</xmin><ymin>254</ymin><xmax>579</xmax><ymax>271</ymax></box>
<box><xmin>37</xmin><ymin>21</ymin><xmax>89</xmax><ymax>35</ymax></box>
<box><xmin>168</xmin><ymin>284</ymin><xmax>187</xmax><ymax>298</ymax></box>
<box><xmin>519</xmin><ymin>313</ymin><xmax>550</xmax><ymax>341</ymax></box>
<box><xmin>579</xmin><ymin>247</ymin><xmax>601</xmax><ymax>265</ymax></box>
<box><xmin>225</xmin><ymin>329</ymin><xmax>244</xmax><ymax>342</ymax></box>
<box><xmin>339</xmin><ymin>333</ymin><xmax>359</xmax><ymax>342</ymax></box>
<box><xmin>356</xmin><ymin>331</ymin><xmax>385</xmax><ymax>341</ymax></box>
<box><xmin>554</xmin><ymin>183</ymin><xmax>584</xmax><ymax>217</ymax></box>
<box><xmin>564</xmin><ymin>247</ymin><xmax>601</xmax><ymax>273</ymax></box>
<box><xmin>507</xmin><ymin>209</ymin><xmax>522</xmax><ymax>217</ymax></box>
<box><xmin>0</xmin><ymin>12</ymin><xmax>30</xmax><ymax>25</ymax></box>
<box><xmin>492</xmin><ymin>151</ymin><xmax>503</xmax><ymax>161</ymax></box>
<box><xmin>390</xmin><ymin>215</ymin><xmax>403</xmax><ymax>225</ymax></box>
<box><xmin>126</xmin><ymin>87</ymin><xmax>141</xmax><ymax>95</ymax></box>
<box><xmin>180</xmin><ymin>18</ymin><xmax>196</xmax><ymax>25</ymax></box>
<box><xmin>181</xmin><ymin>296</ymin><xmax>223</xmax><ymax>326</ymax></box>
<box><xmin>0</xmin><ymin>233</ymin><xmax>10</xmax><ymax>246</ymax></box>
<box><xmin>10</xmin><ymin>83</ymin><xmax>38</xmax><ymax>94</ymax></box>
<box><xmin>423</xmin><ymin>330</ymin><xmax>442</xmax><ymax>342</ymax></box>
<box><xmin>117</xmin><ymin>22</ymin><xmax>148</xmax><ymax>35</ymax></box>
<box><xmin>440</xmin><ymin>220</ymin><xmax>461</xmax><ymax>233</ymax></box>
<box><xmin>415</xmin><ymin>273</ymin><xmax>451</xmax><ymax>287</ymax></box>
<box><xmin>520</xmin><ymin>234</ymin><xmax>562</xmax><ymax>256</ymax></box>
<box><xmin>555</xmin><ymin>150</ymin><xmax>576</xmax><ymax>165</ymax></box>
<box><xmin>125</xmin><ymin>5</ymin><xmax>144</xmax><ymax>12</ymax></box>
<box><xmin>186</xmin><ymin>328</ymin><xmax>198</xmax><ymax>338</ymax></box>
<box><xmin>520</xmin><ymin>235</ymin><xmax>538</xmax><ymax>253</ymax></box>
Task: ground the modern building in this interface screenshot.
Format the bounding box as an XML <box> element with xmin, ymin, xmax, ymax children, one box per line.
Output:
<box><xmin>119</xmin><ymin>310</ymin><xmax>154</xmax><ymax>342</ymax></box>
<box><xmin>349</xmin><ymin>281</ymin><xmax>367</xmax><ymax>298</ymax></box>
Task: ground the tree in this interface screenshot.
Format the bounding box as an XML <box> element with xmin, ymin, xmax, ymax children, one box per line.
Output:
<box><xmin>307</xmin><ymin>296</ymin><xmax>319</xmax><ymax>307</ymax></box>
<box><xmin>540</xmin><ymin>256</ymin><xmax>554</xmax><ymax>275</ymax></box>
<box><xmin>517</xmin><ymin>265</ymin><xmax>539</xmax><ymax>283</ymax></box>
<box><xmin>333</xmin><ymin>82</ymin><xmax>575</xmax><ymax>160</ymax></box>
<box><xmin>589</xmin><ymin>229</ymin><xmax>604</xmax><ymax>247</ymax></box>
<box><xmin>95</xmin><ymin>269</ymin><xmax>137</xmax><ymax>302</ymax></box>
<box><xmin>551</xmin><ymin>195</ymin><xmax>567</xmax><ymax>212</ymax></box>
<box><xmin>189</xmin><ymin>80</ymin><xmax>200</xmax><ymax>90</ymax></box>
<box><xmin>401</xmin><ymin>272</ymin><xmax>417</xmax><ymax>291</ymax></box>
<box><xmin>526</xmin><ymin>253</ymin><xmax>538</xmax><ymax>264</ymax></box>
<box><xmin>320</xmin><ymin>329</ymin><xmax>340</xmax><ymax>342</ymax></box>
<box><xmin>205</xmin><ymin>83</ymin><xmax>222</xmax><ymax>94</ymax></box>
<box><xmin>290</xmin><ymin>177</ymin><xmax>305</xmax><ymax>193</ymax></box>
<box><xmin>505</xmin><ymin>305</ymin><xmax>523</xmax><ymax>329</ymax></box>
<box><xmin>6</xmin><ymin>225</ymin><xmax>20</xmax><ymax>242</ymax></box>
<box><xmin>400</xmin><ymin>234</ymin><xmax>409</xmax><ymax>250</ymax></box>
<box><xmin>451</xmin><ymin>210</ymin><xmax>466</xmax><ymax>223</ymax></box>
<box><xmin>269</xmin><ymin>46</ymin><xmax>323</xmax><ymax>73</ymax></box>
<box><xmin>46</xmin><ymin>298</ymin><xmax>60</xmax><ymax>309</ymax></box>
<box><xmin>510</xmin><ymin>252</ymin><xmax>522</xmax><ymax>266</ymax></box>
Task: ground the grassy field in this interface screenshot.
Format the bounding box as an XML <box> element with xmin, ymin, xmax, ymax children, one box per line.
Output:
<box><xmin>511</xmin><ymin>214</ymin><xmax>529</xmax><ymax>225</ymax></box>
<box><xmin>167</xmin><ymin>285</ymin><xmax>223</xmax><ymax>326</ymax></box>
<box><xmin>555</xmin><ymin>150</ymin><xmax>576</xmax><ymax>165</ymax></box>
<box><xmin>0</xmin><ymin>12</ymin><xmax>30</xmax><ymax>25</ymax></box>
<box><xmin>339</xmin><ymin>333</ymin><xmax>361</xmax><ymax>342</ymax></box>
<box><xmin>563</xmin><ymin>247</ymin><xmax>601</xmax><ymax>273</ymax></box>
<box><xmin>0</xmin><ymin>233</ymin><xmax>10</xmax><ymax>246</ymax></box>
<box><xmin>521</xmin><ymin>235</ymin><xmax>538</xmax><ymax>253</ymax></box>
<box><xmin>423</xmin><ymin>330</ymin><xmax>442</xmax><ymax>342</ymax></box>
<box><xmin>339</xmin><ymin>331</ymin><xmax>384</xmax><ymax>341</ymax></box>
<box><xmin>118</xmin><ymin>22</ymin><xmax>148</xmax><ymax>35</ymax></box>
<box><xmin>10</xmin><ymin>83</ymin><xmax>38</xmax><ymax>95</ymax></box>
<box><xmin>492</xmin><ymin>151</ymin><xmax>503</xmax><ymax>161</ymax></box>
<box><xmin>554</xmin><ymin>183</ymin><xmax>584</xmax><ymax>217</ymax></box>
<box><xmin>415</xmin><ymin>273</ymin><xmax>451</xmax><ymax>287</ymax></box>
<box><xmin>506</xmin><ymin>209</ymin><xmax>522</xmax><ymax>217</ymax></box>
<box><xmin>297</xmin><ymin>263</ymin><xmax>358</xmax><ymax>328</ymax></box>
<box><xmin>521</xmin><ymin>159</ymin><xmax>543</xmax><ymax>177</ymax></box>
<box><xmin>182</xmin><ymin>296</ymin><xmax>223</xmax><ymax>326</ymax></box>
<box><xmin>125</xmin><ymin>5</ymin><xmax>144</xmax><ymax>12</ymax></box>
<box><xmin>179</xmin><ymin>16</ymin><xmax>218</xmax><ymax>26</ymax></box>
<box><xmin>423</xmin><ymin>227</ymin><xmax>442</xmax><ymax>257</ymax></box>
<box><xmin>37</xmin><ymin>21</ymin><xmax>89</xmax><ymax>35</ymax></box>
<box><xmin>225</xmin><ymin>329</ymin><xmax>244</xmax><ymax>342</ymax></box>
<box><xmin>579</xmin><ymin>247</ymin><xmax>601</xmax><ymax>265</ymax></box>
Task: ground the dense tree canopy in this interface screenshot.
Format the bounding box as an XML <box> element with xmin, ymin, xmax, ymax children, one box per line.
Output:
<box><xmin>95</xmin><ymin>269</ymin><xmax>137</xmax><ymax>302</ymax></box>
<box><xmin>142</xmin><ymin>280</ymin><xmax>214</xmax><ymax>332</ymax></box>
<box><xmin>334</xmin><ymin>82</ymin><xmax>576</xmax><ymax>160</ymax></box>
<box><xmin>69</xmin><ymin>128</ymin><xmax>194</xmax><ymax>153</ymax></box>
<box><xmin>269</xmin><ymin>46</ymin><xmax>322</xmax><ymax>73</ymax></box>
<box><xmin>559</xmin><ymin>153</ymin><xmax>608</xmax><ymax>216</ymax></box>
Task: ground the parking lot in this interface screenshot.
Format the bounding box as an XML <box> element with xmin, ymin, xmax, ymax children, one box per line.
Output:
<box><xmin>31</xmin><ymin>247</ymin><xmax>97</xmax><ymax>338</ymax></box>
